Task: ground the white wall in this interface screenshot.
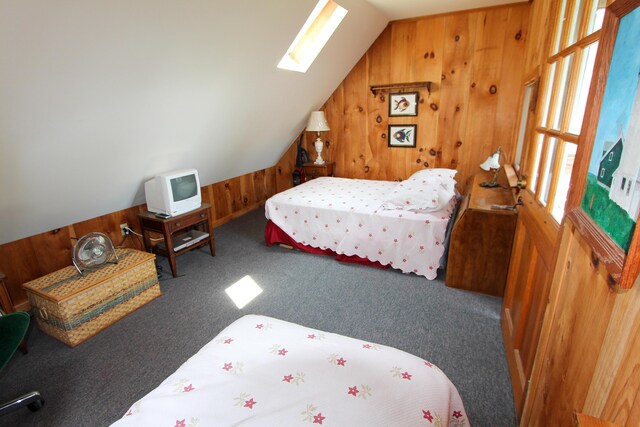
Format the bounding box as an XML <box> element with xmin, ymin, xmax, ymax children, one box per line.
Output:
<box><xmin>0</xmin><ymin>0</ymin><xmax>387</xmax><ymax>244</ymax></box>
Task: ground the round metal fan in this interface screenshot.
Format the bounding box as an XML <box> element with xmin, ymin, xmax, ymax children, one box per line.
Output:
<box><xmin>72</xmin><ymin>232</ymin><xmax>119</xmax><ymax>276</ymax></box>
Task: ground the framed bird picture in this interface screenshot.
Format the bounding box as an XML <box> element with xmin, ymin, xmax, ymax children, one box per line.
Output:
<box><xmin>388</xmin><ymin>124</ymin><xmax>416</xmax><ymax>148</ymax></box>
<box><xmin>389</xmin><ymin>92</ymin><xmax>418</xmax><ymax>116</ymax></box>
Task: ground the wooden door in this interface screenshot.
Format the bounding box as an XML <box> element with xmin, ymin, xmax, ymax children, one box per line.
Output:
<box><xmin>501</xmin><ymin>190</ymin><xmax>558</xmax><ymax>416</ymax></box>
<box><xmin>501</xmin><ymin>0</ymin><xmax>607</xmax><ymax>418</ymax></box>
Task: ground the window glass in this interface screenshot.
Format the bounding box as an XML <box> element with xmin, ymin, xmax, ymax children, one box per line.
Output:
<box><xmin>568</xmin><ymin>0</ymin><xmax>587</xmax><ymax>46</ymax></box>
<box><xmin>552</xmin><ymin>54</ymin><xmax>575</xmax><ymax>130</ymax></box>
<box><xmin>551</xmin><ymin>142</ymin><xmax>577</xmax><ymax>222</ymax></box>
<box><xmin>568</xmin><ymin>42</ymin><xmax>599</xmax><ymax>134</ymax></box>
<box><xmin>529</xmin><ymin>133</ymin><xmax>545</xmax><ymax>194</ymax></box>
<box><xmin>277</xmin><ymin>0</ymin><xmax>348</xmax><ymax>73</ymax></box>
<box><xmin>538</xmin><ymin>138</ymin><xmax>558</xmax><ymax>206</ymax></box>
<box><xmin>586</xmin><ymin>0</ymin><xmax>606</xmax><ymax>36</ymax></box>
<box><xmin>540</xmin><ymin>63</ymin><xmax>557</xmax><ymax>126</ymax></box>
<box><xmin>522</xmin><ymin>0</ymin><xmax>601</xmax><ymax>222</ymax></box>
<box><xmin>515</xmin><ymin>83</ymin><xmax>534</xmax><ymax>172</ymax></box>
<box><xmin>552</xmin><ymin>0</ymin><xmax>569</xmax><ymax>54</ymax></box>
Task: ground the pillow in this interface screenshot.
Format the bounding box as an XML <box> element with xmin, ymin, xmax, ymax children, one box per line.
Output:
<box><xmin>380</xmin><ymin>168</ymin><xmax>457</xmax><ymax>213</ymax></box>
<box><xmin>407</xmin><ymin>168</ymin><xmax>457</xmax><ymax>188</ymax></box>
<box><xmin>380</xmin><ymin>181</ymin><xmax>440</xmax><ymax>211</ymax></box>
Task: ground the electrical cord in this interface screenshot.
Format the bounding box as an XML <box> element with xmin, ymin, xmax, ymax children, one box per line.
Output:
<box><xmin>124</xmin><ymin>226</ymin><xmax>164</xmax><ymax>242</ymax></box>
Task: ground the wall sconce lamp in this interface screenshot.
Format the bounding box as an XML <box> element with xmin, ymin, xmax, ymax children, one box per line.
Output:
<box><xmin>306</xmin><ymin>111</ymin><xmax>331</xmax><ymax>165</ymax></box>
<box><xmin>479</xmin><ymin>147</ymin><xmax>502</xmax><ymax>188</ymax></box>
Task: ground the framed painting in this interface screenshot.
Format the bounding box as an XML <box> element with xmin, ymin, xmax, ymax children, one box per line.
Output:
<box><xmin>388</xmin><ymin>125</ymin><xmax>416</xmax><ymax>148</ymax></box>
<box><xmin>389</xmin><ymin>92</ymin><xmax>418</xmax><ymax>116</ymax></box>
<box><xmin>569</xmin><ymin>0</ymin><xmax>640</xmax><ymax>289</ymax></box>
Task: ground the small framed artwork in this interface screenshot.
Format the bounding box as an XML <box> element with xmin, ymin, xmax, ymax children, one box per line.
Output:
<box><xmin>388</xmin><ymin>125</ymin><xmax>416</xmax><ymax>148</ymax></box>
<box><xmin>389</xmin><ymin>92</ymin><xmax>418</xmax><ymax>116</ymax></box>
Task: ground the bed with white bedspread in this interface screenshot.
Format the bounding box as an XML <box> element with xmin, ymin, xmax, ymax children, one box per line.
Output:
<box><xmin>111</xmin><ymin>315</ymin><xmax>469</xmax><ymax>426</ymax></box>
<box><xmin>265</xmin><ymin>169</ymin><xmax>458</xmax><ymax>279</ymax></box>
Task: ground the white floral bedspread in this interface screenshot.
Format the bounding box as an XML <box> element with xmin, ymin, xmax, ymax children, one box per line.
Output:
<box><xmin>265</xmin><ymin>177</ymin><xmax>455</xmax><ymax>279</ymax></box>
<box><xmin>112</xmin><ymin>315</ymin><xmax>469</xmax><ymax>427</ymax></box>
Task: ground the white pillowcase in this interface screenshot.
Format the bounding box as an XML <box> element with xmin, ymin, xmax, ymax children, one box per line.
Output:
<box><xmin>381</xmin><ymin>168</ymin><xmax>457</xmax><ymax>213</ymax></box>
<box><xmin>381</xmin><ymin>182</ymin><xmax>440</xmax><ymax>211</ymax></box>
<box><xmin>407</xmin><ymin>168</ymin><xmax>457</xmax><ymax>186</ymax></box>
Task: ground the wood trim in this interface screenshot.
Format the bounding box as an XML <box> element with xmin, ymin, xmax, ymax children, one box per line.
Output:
<box><xmin>535</xmin><ymin>127</ymin><xmax>580</xmax><ymax>143</ymax></box>
<box><xmin>566</xmin><ymin>208</ymin><xmax>624</xmax><ymax>284</ymax></box>
<box><xmin>0</xmin><ymin>271</ymin><xmax>15</xmax><ymax>313</ymax></box>
<box><xmin>547</xmin><ymin>29</ymin><xmax>601</xmax><ymax>62</ymax></box>
<box><xmin>575</xmin><ymin>413</ymin><xmax>620</xmax><ymax>427</ymax></box>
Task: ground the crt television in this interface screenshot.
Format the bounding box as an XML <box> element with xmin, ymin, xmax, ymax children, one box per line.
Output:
<box><xmin>144</xmin><ymin>169</ymin><xmax>201</xmax><ymax>216</ymax></box>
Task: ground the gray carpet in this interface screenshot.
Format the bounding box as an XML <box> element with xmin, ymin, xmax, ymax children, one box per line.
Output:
<box><xmin>0</xmin><ymin>208</ymin><xmax>516</xmax><ymax>426</ymax></box>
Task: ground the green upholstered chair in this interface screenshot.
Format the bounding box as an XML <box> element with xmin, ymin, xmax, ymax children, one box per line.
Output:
<box><xmin>0</xmin><ymin>311</ymin><xmax>44</xmax><ymax>416</ymax></box>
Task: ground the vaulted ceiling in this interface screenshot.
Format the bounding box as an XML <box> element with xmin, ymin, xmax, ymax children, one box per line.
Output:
<box><xmin>0</xmin><ymin>0</ymin><xmax>526</xmax><ymax>244</ymax></box>
<box><xmin>363</xmin><ymin>0</ymin><xmax>527</xmax><ymax>20</ymax></box>
<box><xmin>0</xmin><ymin>0</ymin><xmax>387</xmax><ymax>243</ymax></box>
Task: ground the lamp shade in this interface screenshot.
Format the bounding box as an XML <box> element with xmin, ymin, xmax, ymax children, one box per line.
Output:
<box><xmin>306</xmin><ymin>111</ymin><xmax>331</xmax><ymax>132</ymax></box>
<box><xmin>480</xmin><ymin>150</ymin><xmax>501</xmax><ymax>171</ymax></box>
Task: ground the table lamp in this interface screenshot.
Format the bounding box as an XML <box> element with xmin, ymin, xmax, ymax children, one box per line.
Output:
<box><xmin>306</xmin><ymin>111</ymin><xmax>331</xmax><ymax>165</ymax></box>
<box><xmin>479</xmin><ymin>147</ymin><xmax>502</xmax><ymax>188</ymax></box>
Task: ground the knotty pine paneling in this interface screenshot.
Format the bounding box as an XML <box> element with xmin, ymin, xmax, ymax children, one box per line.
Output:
<box><xmin>523</xmin><ymin>220</ymin><xmax>640</xmax><ymax>426</ymax></box>
<box><xmin>275</xmin><ymin>3</ymin><xmax>530</xmax><ymax>192</ymax></box>
<box><xmin>0</xmin><ymin>167</ymin><xmax>276</xmax><ymax>310</ymax></box>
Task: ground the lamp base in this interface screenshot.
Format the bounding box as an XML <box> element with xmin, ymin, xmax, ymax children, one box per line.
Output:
<box><xmin>314</xmin><ymin>137</ymin><xmax>325</xmax><ymax>165</ymax></box>
<box><xmin>479</xmin><ymin>181</ymin><xmax>500</xmax><ymax>188</ymax></box>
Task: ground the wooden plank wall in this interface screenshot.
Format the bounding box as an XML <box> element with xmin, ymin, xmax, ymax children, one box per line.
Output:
<box><xmin>275</xmin><ymin>3</ymin><xmax>531</xmax><ymax>192</ymax></box>
<box><xmin>522</xmin><ymin>219</ymin><xmax>640</xmax><ymax>426</ymax></box>
<box><xmin>0</xmin><ymin>167</ymin><xmax>276</xmax><ymax>311</ymax></box>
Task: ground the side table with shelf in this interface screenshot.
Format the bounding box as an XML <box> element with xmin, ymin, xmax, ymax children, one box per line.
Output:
<box><xmin>303</xmin><ymin>162</ymin><xmax>335</xmax><ymax>180</ymax></box>
<box><xmin>137</xmin><ymin>203</ymin><xmax>215</xmax><ymax>277</ymax></box>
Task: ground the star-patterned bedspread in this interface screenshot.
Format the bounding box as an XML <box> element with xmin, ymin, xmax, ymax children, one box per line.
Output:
<box><xmin>265</xmin><ymin>177</ymin><xmax>456</xmax><ymax>280</ymax></box>
<box><xmin>111</xmin><ymin>315</ymin><xmax>469</xmax><ymax>427</ymax></box>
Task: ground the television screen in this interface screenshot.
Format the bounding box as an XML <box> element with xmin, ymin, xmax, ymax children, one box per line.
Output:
<box><xmin>170</xmin><ymin>174</ymin><xmax>198</xmax><ymax>202</ymax></box>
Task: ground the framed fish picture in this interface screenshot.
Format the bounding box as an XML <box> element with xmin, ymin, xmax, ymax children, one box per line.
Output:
<box><xmin>389</xmin><ymin>92</ymin><xmax>418</xmax><ymax>116</ymax></box>
<box><xmin>388</xmin><ymin>125</ymin><xmax>416</xmax><ymax>148</ymax></box>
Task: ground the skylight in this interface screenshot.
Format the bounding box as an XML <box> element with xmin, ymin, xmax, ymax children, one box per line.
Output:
<box><xmin>277</xmin><ymin>0</ymin><xmax>348</xmax><ymax>73</ymax></box>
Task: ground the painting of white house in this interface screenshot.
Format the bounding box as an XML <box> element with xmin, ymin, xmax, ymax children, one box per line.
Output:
<box><xmin>581</xmin><ymin>6</ymin><xmax>640</xmax><ymax>251</ymax></box>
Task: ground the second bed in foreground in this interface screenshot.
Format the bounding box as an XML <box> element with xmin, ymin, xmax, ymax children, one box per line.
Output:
<box><xmin>112</xmin><ymin>314</ymin><xmax>469</xmax><ymax>426</ymax></box>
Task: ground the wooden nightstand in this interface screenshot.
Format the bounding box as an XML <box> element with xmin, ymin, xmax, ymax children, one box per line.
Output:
<box><xmin>445</xmin><ymin>173</ymin><xmax>518</xmax><ymax>296</ymax></box>
<box><xmin>137</xmin><ymin>203</ymin><xmax>215</xmax><ymax>277</ymax></box>
<box><xmin>303</xmin><ymin>162</ymin><xmax>335</xmax><ymax>180</ymax></box>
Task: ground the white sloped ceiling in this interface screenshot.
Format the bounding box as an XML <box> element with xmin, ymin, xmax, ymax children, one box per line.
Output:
<box><xmin>0</xmin><ymin>0</ymin><xmax>388</xmax><ymax>244</ymax></box>
<box><xmin>363</xmin><ymin>0</ymin><xmax>527</xmax><ymax>20</ymax></box>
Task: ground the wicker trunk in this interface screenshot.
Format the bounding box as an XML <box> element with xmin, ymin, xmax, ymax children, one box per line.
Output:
<box><xmin>22</xmin><ymin>248</ymin><xmax>161</xmax><ymax>347</ymax></box>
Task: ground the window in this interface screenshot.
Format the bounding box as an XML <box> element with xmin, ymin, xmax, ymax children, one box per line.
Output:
<box><xmin>609</xmin><ymin>152</ymin><xmax>613</xmax><ymax>161</ymax></box>
<box><xmin>277</xmin><ymin>0</ymin><xmax>348</xmax><ymax>73</ymax></box>
<box><xmin>524</xmin><ymin>0</ymin><xmax>602</xmax><ymax>223</ymax></box>
<box><xmin>514</xmin><ymin>81</ymin><xmax>538</xmax><ymax>173</ymax></box>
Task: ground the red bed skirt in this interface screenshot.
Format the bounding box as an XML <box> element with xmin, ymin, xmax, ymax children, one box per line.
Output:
<box><xmin>264</xmin><ymin>220</ymin><xmax>389</xmax><ymax>270</ymax></box>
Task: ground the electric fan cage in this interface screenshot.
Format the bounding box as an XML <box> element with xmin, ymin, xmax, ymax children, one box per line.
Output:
<box><xmin>72</xmin><ymin>232</ymin><xmax>119</xmax><ymax>277</ymax></box>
